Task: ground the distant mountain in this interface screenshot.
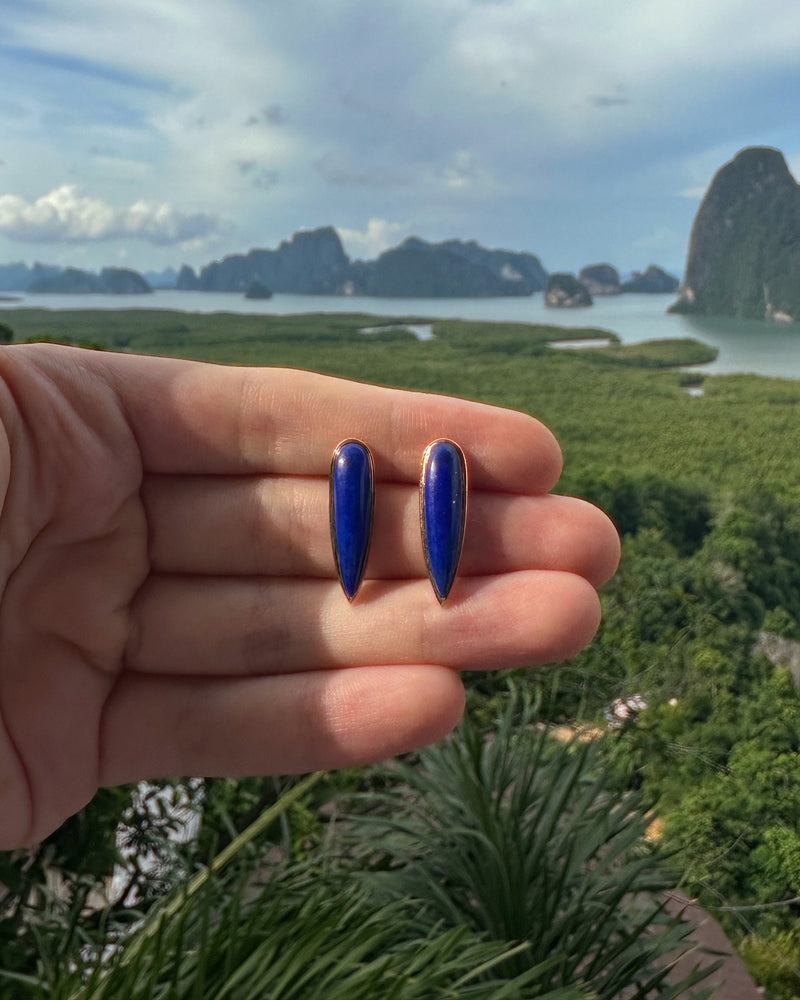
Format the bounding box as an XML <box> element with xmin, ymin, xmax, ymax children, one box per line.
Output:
<box><xmin>198</xmin><ymin>226</ymin><xmax>349</xmax><ymax>294</ymax></box>
<box><xmin>0</xmin><ymin>227</ymin><xmax>677</xmax><ymax>301</ymax></box>
<box><xmin>176</xmin><ymin>264</ymin><xmax>201</xmax><ymax>290</ymax></box>
<box><xmin>622</xmin><ymin>266</ymin><xmax>679</xmax><ymax>294</ymax></box>
<box><xmin>0</xmin><ymin>262</ymin><xmax>37</xmax><ymax>291</ymax></box>
<box><xmin>433</xmin><ymin>239</ymin><xmax>547</xmax><ymax>292</ymax></box>
<box><xmin>671</xmin><ymin>147</ymin><xmax>800</xmax><ymax>320</ymax></box>
<box><xmin>351</xmin><ymin>237</ymin><xmax>545</xmax><ymax>297</ymax></box>
<box><xmin>579</xmin><ymin>263</ymin><xmax>677</xmax><ymax>295</ymax></box>
<box><xmin>0</xmin><ymin>262</ymin><xmax>61</xmax><ymax>291</ymax></box>
<box><xmin>28</xmin><ymin>268</ymin><xmax>101</xmax><ymax>294</ymax></box>
<box><xmin>100</xmin><ymin>267</ymin><xmax>152</xmax><ymax>294</ymax></box>
<box><xmin>579</xmin><ymin>264</ymin><xmax>621</xmax><ymax>296</ymax></box>
<box><xmin>189</xmin><ymin>229</ymin><xmax>546</xmax><ymax>298</ymax></box>
<box><xmin>355</xmin><ymin>240</ymin><xmax>495</xmax><ymax>297</ymax></box>
<box><xmin>28</xmin><ymin>266</ymin><xmax>152</xmax><ymax>294</ymax></box>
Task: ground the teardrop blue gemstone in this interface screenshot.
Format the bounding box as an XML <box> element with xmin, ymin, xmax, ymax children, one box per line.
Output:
<box><xmin>421</xmin><ymin>440</ymin><xmax>467</xmax><ymax>603</ymax></box>
<box><xmin>331</xmin><ymin>440</ymin><xmax>375</xmax><ymax>600</ymax></box>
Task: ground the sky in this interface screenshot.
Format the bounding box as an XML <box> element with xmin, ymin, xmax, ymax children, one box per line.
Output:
<box><xmin>2</xmin><ymin>0</ymin><xmax>800</xmax><ymax>280</ymax></box>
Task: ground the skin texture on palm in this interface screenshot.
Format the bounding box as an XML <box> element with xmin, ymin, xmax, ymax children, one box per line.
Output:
<box><xmin>0</xmin><ymin>345</ymin><xmax>620</xmax><ymax>849</ymax></box>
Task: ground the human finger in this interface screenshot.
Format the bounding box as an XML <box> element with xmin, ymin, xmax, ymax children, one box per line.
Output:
<box><xmin>100</xmin><ymin>665</ymin><xmax>466</xmax><ymax>786</ymax></box>
<box><xmin>92</xmin><ymin>352</ymin><xmax>562</xmax><ymax>489</ymax></box>
<box><xmin>126</xmin><ymin>572</ymin><xmax>601</xmax><ymax>677</ymax></box>
<box><xmin>143</xmin><ymin>476</ymin><xmax>620</xmax><ymax>588</ymax></box>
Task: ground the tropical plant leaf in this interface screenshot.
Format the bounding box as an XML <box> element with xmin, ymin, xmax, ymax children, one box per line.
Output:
<box><xmin>340</xmin><ymin>692</ymin><xmax>718</xmax><ymax>999</ymax></box>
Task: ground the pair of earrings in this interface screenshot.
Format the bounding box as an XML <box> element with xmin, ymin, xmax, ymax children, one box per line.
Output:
<box><xmin>330</xmin><ymin>438</ymin><xmax>467</xmax><ymax>604</ymax></box>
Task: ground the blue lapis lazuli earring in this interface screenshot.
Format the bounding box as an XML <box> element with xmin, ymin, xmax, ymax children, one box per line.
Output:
<box><xmin>330</xmin><ymin>439</ymin><xmax>375</xmax><ymax>601</ymax></box>
<box><xmin>420</xmin><ymin>439</ymin><xmax>467</xmax><ymax>604</ymax></box>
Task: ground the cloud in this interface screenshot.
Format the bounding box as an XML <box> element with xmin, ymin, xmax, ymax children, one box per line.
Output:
<box><xmin>437</xmin><ymin>150</ymin><xmax>486</xmax><ymax>190</ymax></box>
<box><xmin>234</xmin><ymin>161</ymin><xmax>280</xmax><ymax>189</ymax></box>
<box><xmin>443</xmin><ymin>0</ymin><xmax>800</xmax><ymax>152</ymax></box>
<box><xmin>0</xmin><ymin>185</ymin><xmax>228</xmax><ymax>245</ymax></box>
<box><xmin>3</xmin><ymin>0</ymin><xmax>800</xmax><ymax>271</ymax></box>
<box><xmin>314</xmin><ymin>151</ymin><xmax>409</xmax><ymax>186</ymax></box>
<box><xmin>590</xmin><ymin>95</ymin><xmax>631</xmax><ymax>108</ymax></box>
<box><xmin>244</xmin><ymin>104</ymin><xmax>286</xmax><ymax>127</ymax></box>
<box><xmin>336</xmin><ymin>218</ymin><xmax>409</xmax><ymax>259</ymax></box>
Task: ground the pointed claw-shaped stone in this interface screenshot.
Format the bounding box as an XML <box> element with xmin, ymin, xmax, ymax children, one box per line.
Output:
<box><xmin>330</xmin><ymin>439</ymin><xmax>375</xmax><ymax>601</ymax></box>
<box><xmin>420</xmin><ymin>439</ymin><xmax>467</xmax><ymax>603</ymax></box>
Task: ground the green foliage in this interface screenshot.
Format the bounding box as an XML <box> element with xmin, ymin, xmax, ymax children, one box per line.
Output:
<box><xmin>0</xmin><ymin>720</ymin><xmax>711</xmax><ymax>1000</ymax></box>
<box><xmin>704</xmin><ymin>492</ymin><xmax>800</xmax><ymax>620</ymax></box>
<box><xmin>578</xmin><ymin>337</ymin><xmax>718</xmax><ymax>368</ymax></box>
<box><xmin>0</xmin><ymin>786</ymin><xmax>132</xmax><ymax>976</ymax></box>
<box><xmin>432</xmin><ymin>318</ymin><xmax>617</xmax><ymax>356</ymax></box>
<box><xmin>664</xmin><ymin>737</ymin><xmax>800</xmax><ymax>906</ymax></box>
<box><xmin>25</xmin><ymin>868</ymin><xmax>580</xmax><ymax>1000</ymax></box>
<box><xmin>756</xmin><ymin>827</ymin><xmax>800</xmax><ymax>894</ymax></box>
<box><xmin>762</xmin><ymin>606</ymin><xmax>800</xmax><ymax>640</ymax></box>
<box><xmin>523</xmin><ymin>477</ymin><xmax>800</xmax><ymax>993</ymax></box>
<box><xmin>192</xmin><ymin>775</ymin><xmax>328</xmax><ymax>864</ymax></box>
<box><xmin>573</xmin><ymin>472</ymin><xmax>712</xmax><ymax>555</ymax></box>
<box><xmin>0</xmin><ymin>322</ymin><xmax>13</xmax><ymax>343</ymax></box>
<box><xmin>343</xmin><ymin>698</ymin><xmax>716</xmax><ymax>999</ymax></box>
<box><xmin>739</xmin><ymin>928</ymin><xmax>800</xmax><ymax>999</ymax></box>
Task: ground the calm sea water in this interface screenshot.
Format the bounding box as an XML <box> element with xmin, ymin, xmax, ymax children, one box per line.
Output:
<box><xmin>3</xmin><ymin>289</ymin><xmax>800</xmax><ymax>380</ymax></box>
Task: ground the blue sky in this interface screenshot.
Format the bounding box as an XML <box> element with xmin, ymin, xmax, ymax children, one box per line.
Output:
<box><xmin>1</xmin><ymin>0</ymin><xmax>799</xmax><ymax>278</ymax></box>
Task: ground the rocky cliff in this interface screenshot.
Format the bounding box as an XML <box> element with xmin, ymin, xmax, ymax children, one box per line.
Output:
<box><xmin>579</xmin><ymin>264</ymin><xmax>620</xmax><ymax>295</ymax></box>
<box><xmin>352</xmin><ymin>237</ymin><xmax>544</xmax><ymax>297</ymax></box>
<box><xmin>176</xmin><ymin>264</ymin><xmax>201</xmax><ymax>290</ymax></box>
<box><xmin>99</xmin><ymin>268</ymin><xmax>153</xmax><ymax>294</ymax></box>
<box><xmin>435</xmin><ymin>239</ymin><xmax>547</xmax><ymax>292</ymax></box>
<box><xmin>0</xmin><ymin>228</ymin><xmax>677</xmax><ymax>302</ymax></box>
<box><xmin>671</xmin><ymin>147</ymin><xmax>800</xmax><ymax>320</ymax></box>
<box><xmin>622</xmin><ymin>266</ymin><xmax>679</xmax><ymax>294</ymax></box>
<box><xmin>545</xmin><ymin>273</ymin><xmax>593</xmax><ymax>308</ymax></box>
<box><xmin>198</xmin><ymin>226</ymin><xmax>349</xmax><ymax>294</ymax></box>
<box><xmin>194</xmin><ymin>230</ymin><xmax>546</xmax><ymax>298</ymax></box>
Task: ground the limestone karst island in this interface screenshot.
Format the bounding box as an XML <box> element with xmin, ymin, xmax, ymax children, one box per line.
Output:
<box><xmin>2</xmin><ymin>145</ymin><xmax>799</xmax><ymax>329</ymax></box>
<box><xmin>672</xmin><ymin>146</ymin><xmax>800</xmax><ymax>322</ymax></box>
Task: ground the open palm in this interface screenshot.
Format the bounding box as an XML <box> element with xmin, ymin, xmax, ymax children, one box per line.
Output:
<box><xmin>0</xmin><ymin>344</ymin><xmax>618</xmax><ymax>848</ymax></box>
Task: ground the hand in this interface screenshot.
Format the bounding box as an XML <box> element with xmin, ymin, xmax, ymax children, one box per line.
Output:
<box><xmin>0</xmin><ymin>344</ymin><xmax>619</xmax><ymax>848</ymax></box>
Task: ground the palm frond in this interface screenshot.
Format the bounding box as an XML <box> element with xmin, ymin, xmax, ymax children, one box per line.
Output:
<box><xmin>342</xmin><ymin>694</ymin><xmax>718</xmax><ymax>999</ymax></box>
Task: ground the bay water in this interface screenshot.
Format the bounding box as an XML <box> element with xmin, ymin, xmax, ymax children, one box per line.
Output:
<box><xmin>3</xmin><ymin>289</ymin><xmax>800</xmax><ymax>380</ymax></box>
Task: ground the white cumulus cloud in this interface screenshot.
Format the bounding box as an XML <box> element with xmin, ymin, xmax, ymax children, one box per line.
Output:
<box><xmin>0</xmin><ymin>185</ymin><xmax>228</xmax><ymax>246</ymax></box>
<box><xmin>336</xmin><ymin>218</ymin><xmax>409</xmax><ymax>260</ymax></box>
